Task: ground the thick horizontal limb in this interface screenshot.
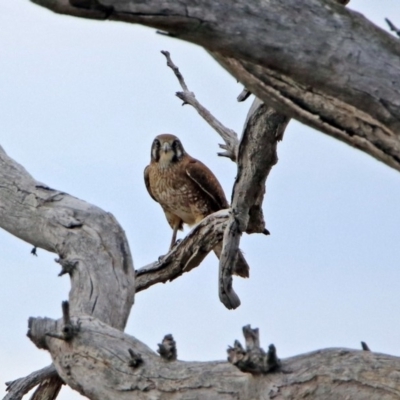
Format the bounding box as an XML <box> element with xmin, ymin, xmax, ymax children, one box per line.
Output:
<box><xmin>31</xmin><ymin>0</ymin><xmax>400</xmax><ymax>171</ymax></box>
<box><xmin>27</xmin><ymin>315</ymin><xmax>400</xmax><ymax>400</ymax></box>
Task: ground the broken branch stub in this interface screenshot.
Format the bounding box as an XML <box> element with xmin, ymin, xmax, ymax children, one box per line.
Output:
<box><xmin>228</xmin><ymin>325</ymin><xmax>281</xmax><ymax>375</ymax></box>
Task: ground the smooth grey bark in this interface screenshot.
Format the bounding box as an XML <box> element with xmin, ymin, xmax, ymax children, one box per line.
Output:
<box><xmin>31</xmin><ymin>0</ymin><xmax>400</xmax><ymax>172</ymax></box>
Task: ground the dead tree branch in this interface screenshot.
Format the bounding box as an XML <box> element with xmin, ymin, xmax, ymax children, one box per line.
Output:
<box><xmin>160</xmin><ymin>52</ymin><xmax>291</xmax><ymax>309</ymax></box>
<box><xmin>161</xmin><ymin>50</ymin><xmax>239</xmax><ymax>161</ymax></box>
<box><xmin>135</xmin><ymin>209</ymin><xmax>229</xmax><ymax>292</ymax></box>
<box><xmin>0</xmin><ymin>145</ymin><xmax>135</xmax><ymax>330</ymax></box>
<box><xmin>26</xmin><ymin>316</ymin><xmax>400</xmax><ymax>400</ymax></box>
<box><xmin>4</xmin><ymin>365</ymin><xmax>60</xmax><ymax>400</ymax></box>
<box><xmin>219</xmin><ymin>100</ymin><xmax>290</xmax><ymax>308</ymax></box>
<box><xmin>31</xmin><ymin>0</ymin><xmax>400</xmax><ymax>172</ymax></box>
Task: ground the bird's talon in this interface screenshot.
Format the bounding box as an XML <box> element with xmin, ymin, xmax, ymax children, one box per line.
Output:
<box><xmin>172</xmin><ymin>239</ymin><xmax>182</xmax><ymax>248</ymax></box>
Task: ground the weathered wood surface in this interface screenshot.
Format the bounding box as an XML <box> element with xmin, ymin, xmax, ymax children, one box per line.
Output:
<box><xmin>135</xmin><ymin>209</ymin><xmax>229</xmax><ymax>293</ymax></box>
<box><xmin>27</xmin><ymin>315</ymin><xmax>400</xmax><ymax>400</ymax></box>
<box><xmin>31</xmin><ymin>0</ymin><xmax>400</xmax><ymax>171</ymax></box>
<box><xmin>0</xmin><ymin>145</ymin><xmax>135</xmax><ymax>330</ymax></box>
<box><xmin>160</xmin><ymin>51</ymin><xmax>290</xmax><ymax>309</ymax></box>
<box><xmin>0</xmin><ymin>143</ymin><xmax>134</xmax><ymax>399</ymax></box>
<box><xmin>4</xmin><ymin>365</ymin><xmax>60</xmax><ymax>400</ymax></box>
<box><xmin>219</xmin><ymin>99</ymin><xmax>290</xmax><ymax>309</ymax></box>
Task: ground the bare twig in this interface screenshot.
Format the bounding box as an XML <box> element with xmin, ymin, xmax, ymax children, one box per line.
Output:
<box><xmin>161</xmin><ymin>50</ymin><xmax>239</xmax><ymax>161</ymax></box>
<box><xmin>385</xmin><ymin>18</ymin><xmax>400</xmax><ymax>38</ymax></box>
<box><xmin>4</xmin><ymin>365</ymin><xmax>60</xmax><ymax>400</ymax></box>
<box><xmin>135</xmin><ymin>210</ymin><xmax>229</xmax><ymax>293</ymax></box>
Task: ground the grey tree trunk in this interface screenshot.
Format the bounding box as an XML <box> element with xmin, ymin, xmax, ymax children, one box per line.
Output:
<box><xmin>3</xmin><ymin>0</ymin><xmax>400</xmax><ymax>399</ymax></box>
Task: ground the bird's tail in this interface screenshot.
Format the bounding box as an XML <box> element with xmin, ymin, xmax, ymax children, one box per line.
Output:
<box><xmin>213</xmin><ymin>242</ymin><xmax>250</xmax><ymax>278</ymax></box>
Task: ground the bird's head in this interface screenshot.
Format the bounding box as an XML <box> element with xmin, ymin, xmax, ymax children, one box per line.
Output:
<box><xmin>151</xmin><ymin>134</ymin><xmax>186</xmax><ymax>167</ymax></box>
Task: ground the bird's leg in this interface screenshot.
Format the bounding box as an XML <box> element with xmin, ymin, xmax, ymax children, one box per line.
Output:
<box><xmin>169</xmin><ymin>224</ymin><xmax>179</xmax><ymax>251</ymax></box>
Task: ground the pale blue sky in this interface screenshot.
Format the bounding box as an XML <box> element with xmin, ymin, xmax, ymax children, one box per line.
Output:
<box><xmin>1</xmin><ymin>1</ymin><xmax>400</xmax><ymax>398</ymax></box>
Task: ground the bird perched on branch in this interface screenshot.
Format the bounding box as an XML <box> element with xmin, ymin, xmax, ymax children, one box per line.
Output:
<box><xmin>144</xmin><ymin>133</ymin><xmax>249</xmax><ymax>278</ymax></box>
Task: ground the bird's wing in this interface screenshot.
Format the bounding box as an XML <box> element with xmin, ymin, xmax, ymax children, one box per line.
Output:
<box><xmin>144</xmin><ymin>165</ymin><xmax>158</xmax><ymax>203</ymax></box>
<box><xmin>185</xmin><ymin>158</ymin><xmax>229</xmax><ymax>211</ymax></box>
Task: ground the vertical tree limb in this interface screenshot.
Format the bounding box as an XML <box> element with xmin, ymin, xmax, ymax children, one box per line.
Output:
<box><xmin>219</xmin><ymin>100</ymin><xmax>290</xmax><ymax>309</ymax></box>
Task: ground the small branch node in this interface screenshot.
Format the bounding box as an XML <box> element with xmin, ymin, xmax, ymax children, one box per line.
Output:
<box><xmin>237</xmin><ymin>88</ymin><xmax>252</xmax><ymax>102</ymax></box>
<box><xmin>228</xmin><ymin>325</ymin><xmax>280</xmax><ymax>374</ymax></box>
<box><xmin>56</xmin><ymin>257</ymin><xmax>78</xmax><ymax>276</ymax></box>
<box><xmin>128</xmin><ymin>348</ymin><xmax>143</xmax><ymax>368</ymax></box>
<box><xmin>157</xmin><ymin>334</ymin><xmax>177</xmax><ymax>361</ymax></box>
<box><xmin>385</xmin><ymin>18</ymin><xmax>400</xmax><ymax>37</ymax></box>
<box><xmin>361</xmin><ymin>341</ymin><xmax>371</xmax><ymax>351</ymax></box>
<box><xmin>45</xmin><ymin>301</ymin><xmax>79</xmax><ymax>342</ymax></box>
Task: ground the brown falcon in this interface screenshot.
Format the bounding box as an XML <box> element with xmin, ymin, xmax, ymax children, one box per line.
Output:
<box><xmin>144</xmin><ymin>133</ymin><xmax>249</xmax><ymax>278</ymax></box>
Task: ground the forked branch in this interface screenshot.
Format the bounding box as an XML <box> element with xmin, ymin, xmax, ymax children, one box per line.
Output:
<box><xmin>4</xmin><ymin>365</ymin><xmax>60</xmax><ymax>400</ymax></box>
<box><xmin>161</xmin><ymin>50</ymin><xmax>239</xmax><ymax>161</ymax></box>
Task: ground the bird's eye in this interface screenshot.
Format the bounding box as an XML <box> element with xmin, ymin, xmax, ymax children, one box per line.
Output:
<box><xmin>172</xmin><ymin>140</ymin><xmax>183</xmax><ymax>160</ymax></box>
<box><xmin>152</xmin><ymin>139</ymin><xmax>161</xmax><ymax>161</ymax></box>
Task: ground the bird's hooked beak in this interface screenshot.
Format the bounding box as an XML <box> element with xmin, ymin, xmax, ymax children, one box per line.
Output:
<box><xmin>162</xmin><ymin>142</ymin><xmax>172</xmax><ymax>153</ymax></box>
